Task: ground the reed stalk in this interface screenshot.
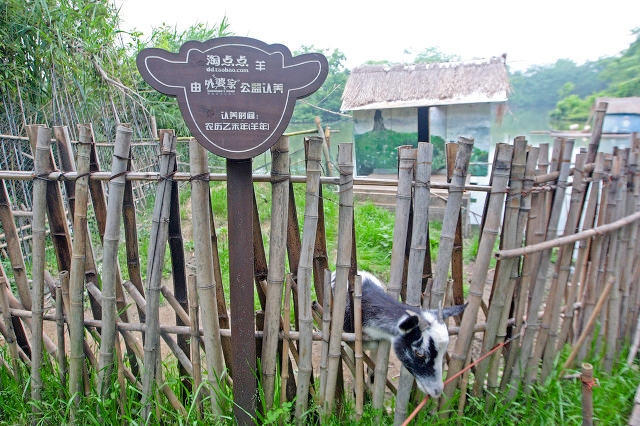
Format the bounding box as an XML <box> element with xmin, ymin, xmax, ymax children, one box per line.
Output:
<box><xmin>427</xmin><ymin>137</ymin><xmax>474</xmax><ymax>310</ymax></box>
<box><xmin>67</xmin><ymin>125</ymin><xmax>93</xmax><ymax>418</ymax></box>
<box><xmin>261</xmin><ymin>136</ymin><xmax>290</xmax><ymax>409</ymax></box>
<box><xmin>188</xmin><ymin>140</ymin><xmax>225</xmax><ymax>414</ymax></box>
<box><xmin>140</xmin><ymin>132</ymin><xmax>177</xmax><ymax>422</ymax></box>
<box><xmin>323</xmin><ymin>143</ymin><xmax>354</xmax><ymax>417</ymax></box>
<box><xmin>442</xmin><ymin>143</ymin><xmax>512</xmax><ymax>403</ymax></box>
<box><xmin>295</xmin><ymin>137</ymin><xmax>323</xmax><ymax>420</ymax></box>
<box><xmin>98</xmin><ymin>124</ymin><xmax>133</xmax><ymax>397</ymax></box>
<box><xmin>187</xmin><ymin>274</ymin><xmax>203</xmax><ymax>418</ymax></box>
<box><xmin>475</xmin><ymin>137</ymin><xmax>527</xmax><ymax>398</ymax></box>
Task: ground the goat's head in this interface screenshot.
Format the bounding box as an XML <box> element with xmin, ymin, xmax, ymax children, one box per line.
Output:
<box><xmin>394</xmin><ymin>304</ymin><xmax>466</xmax><ymax>397</ymax></box>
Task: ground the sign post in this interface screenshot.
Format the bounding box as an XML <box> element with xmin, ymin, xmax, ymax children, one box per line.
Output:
<box><xmin>137</xmin><ymin>37</ymin><xmax>328</xmax><ymax>423</ymax></box>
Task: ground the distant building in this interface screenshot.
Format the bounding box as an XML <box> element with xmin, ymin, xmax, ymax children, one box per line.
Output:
<box><xmin>340</xmin><ymin>55</ymin><xmax>511</xmax><ymax>176</ymax></box>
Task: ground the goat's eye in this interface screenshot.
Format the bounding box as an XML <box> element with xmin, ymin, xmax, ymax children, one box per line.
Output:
<box><xmin>414</xmin><ymin>348</ymin><xmax>425</xmax><ymax>359</ymax></box>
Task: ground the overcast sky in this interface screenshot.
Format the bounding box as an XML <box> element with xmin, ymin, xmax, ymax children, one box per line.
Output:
<box><xmin>115</xmin><ymin>0</ymin><xmax>639</xmax><ymax>72</ymax></box>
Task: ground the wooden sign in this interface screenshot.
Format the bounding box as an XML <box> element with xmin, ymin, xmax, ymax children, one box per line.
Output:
<box><xmin>137</xmin><ymin>36</ymin><xmax>328</xmax><ymax>159</ymax></box>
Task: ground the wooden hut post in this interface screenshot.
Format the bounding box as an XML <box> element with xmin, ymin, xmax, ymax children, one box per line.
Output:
<box><xmin>261</xmin><ymin>135</ymin><xmax>290</xmax><ymax>409</ymax></box>
<box><xmin>323</xmin><ymin>143</ymin><xmax>354</xmax><ymax>417</ymax></box>
<box><xmin>140</xmin><ymin>132</ymin><xmax>177</xmax><ymax>421</ymax></box>
<box><xmin>441</xmin><ymin>143</ymin><xmax>512</xmax><ymax>403</ymax></box>
<box><xmin>188</xmin><ymin>140</ymin><xmax>225</xmax><ymax>414</ymax></box>
<box><xmin>97</xmin><ymin>124</ymin><xmax>133</xmax><ymax>396</ymax></box>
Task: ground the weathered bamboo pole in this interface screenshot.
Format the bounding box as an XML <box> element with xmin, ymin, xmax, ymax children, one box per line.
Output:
<box><xmin>372</xmin><ymin>146</ymin><xmax>415</xmax><ymax>417</ymax></box>
<box><xmin>295</xmin><ymin>137</ymin><xmax>323</xmax><ymax>420</ymax></box>
<box><xmin>441</xmin><ymin>143</ymin><xmax>512</xmax><ymax>404</ymax></box>
<box><xmin>395</xmin><ymin>142</ymin><xmax>433</xmax><ymax>425</ymax></box>
<box><xmin>581</xmin><ymin>363</ymin><xmax>595</xmax><ymax>426</ymax></box>
<box><xmin>67</xmin><ymin>125</ymin><xmax>93</xmax><ymax>417</ymax></box>
<box><xmin>475</xmin><ymin>136</ymin><xmax>527</xmax><ymax>399</ymax></box>
<box><xmin>523</xmin><ymin>139</ymin><xmax>574</xmax><ymax>386</ymax></box>
<box><xmin>354</xmin><ymin>274</ymin><xmax>365</xmax><ymax>419</ymax></box>
<box><xmin>188</xmin><ymin>140</ymin><xmax>225</xmax><ymax>415</ymax></box>
<box><xmin>281</xmin><ymin>274</ymin><xmax>294</xmax><ymax>405</ymax></box>
<box><xmin>187</xmin><ymin>274</ymin><xmax>203</xmax><ymax>418</ymax></box>
<box><xmin>540</xmin><ymin>150</ymin><xmax>588</xmax><ymax>381</ymax></box>
<box><xmin>0</xmin><ymin>273</ymin><xmax>22</xmax><ymax>385</ymax></box>
<box><xmin>140</xmin><ymin>132</ymin><xmax>177</xmax><ymax>422</ymax></box>
<box><xmin>427</xmin><ymin>137</ymin><xmax>474</xmax><ymax>310</ymax></box>
<box><xmin>55</xmin><ymin>278</ymin><xmax>66</xmax><ymax>392</ymax></box>
<box><xmin>323</xmin><ymin>143</ymin><xmax>354</xmax><ymax>416</ymax></box>
<box><xmin>29</xmin><ymin>126</ymin><xmax>51</xmax><ymax>421</ymax></box>
<box><xmin>620</xmin><ymin>150</ymin><xmax>639</xmax><ymax>342</ymax></box>
<box><xmin>586</xmin><ymin>102</ymin><xmax>608</xmax><ymax>164</ymax></box>
<box><xmin>261</xmin><ymin>136</ymin><xmax>290</xmax><ymax>409</ymax></box>
<box><xmin>318</xmin><ymin>270</ymin><xmax>332</xmax><ymax>403</ymax></box>
<box><xmin>97</xmin><ymin>124</ymin><xmax>133</xmax><ymax>397</ymax></box>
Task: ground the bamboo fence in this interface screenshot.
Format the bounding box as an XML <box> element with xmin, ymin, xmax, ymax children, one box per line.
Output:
<box><xmin>0</xmin><ymin>114</ymin><xmax>640</xmax><ymax>424</ymax></box>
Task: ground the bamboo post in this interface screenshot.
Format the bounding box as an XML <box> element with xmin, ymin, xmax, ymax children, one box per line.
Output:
<box><xmin>98</xmin><ymin>124</ymin><xmax>133</xmax><ymax>397</ymax></box>
<box><xmin>323</xmin><ymin>143</ymin><xmax>354</xmax><ymax>416</ymax></box>
<box><xmin>523</xmin><ymin>139</ymin><xmax>574</xmax><ymax>387</ymax></box>
<box><xmin>629</xmin><ymin>382</ymin><xmax>640</xmax><ymax>426</ymax></box>
<box><xmin>620</xmin><ymin>151</ymin><xmax>639</xmax><ymax>342</ymax></box>
<box><xmin>0</xmin><ymin>274</ymin><xmax>22</xmax><ymax>385</ymax></box>
<box><xmin>55</xmin><ymin>279</ymin><xmax>66</xmax><ymax>392</ymax></box>
<box><xmin>395</xmin><ymin>142</ymin><xmax>433</xmax><ymax>424</ymax></box>
<box><xmin>281</xmin><ymin>274</ymin><xmax>294</xmax><ymax>406</ymax></box>
<box><xmin>187</xmin><ymin>274</ymin><xmax>203</xmax><ymax>418</ymax></box>
<box><xmin>261</xmin><ymin>136</ymin><xmax>290</xmax><ymax>409</ymax></box>
<box><xmin>67</xmin><ymin>124</ymin><xmax>93</xmax><ymax>418</ymax></box>
<box><xmin>370</xmin><ymin>146</ymin><xmax>415</xmax><ymax>417</ymax></box>
<box><xmin>188</xmin><ymin>140</ymin><xmax>225</xmax><ymax>414</ymax></box>
<box><xmin>474</xmin><ymin>137</ymin><xmax>527</xmax><ymax>398</ymax></box>
<box><xmin>141</xmin><ymin>132</ymin><xmax>177</xmax><ymax>422</ymax></box>
<box><xmin>29</xmin><ymin>125</ymin><xmax>50</xmax><ymax>422</ymax></box>
<box><xmin>353</xmin><ymin>274</ymin><xmax>365</xmax><ymax>419</ymax></box>
<box><xmin>441</xmin><ymin>143</ymin><xmax>512</xmax><ymax>403</ymax></box>
<box><xmin>295</xmin><ymin>136</ymin><xmax>323</xmax><ymax>420</ymax></box>
<box><xmin>540</xmin><ymin>150</ymin><xmax>588</xmax><ymax>382</ymax></box>
<box><xmin>581</xmin><ymin>363</ymin><xmax>595</xmax><ymax>426</ymax></box>
<box><xmin>318</xmin><ymin>270</ymin><xmax>332</xmax><ymax>403</ymax></box>
<box><xmin>427</xmin><ymin>137</ymin><xmax>474</xmax><ymax>310</ymax></box>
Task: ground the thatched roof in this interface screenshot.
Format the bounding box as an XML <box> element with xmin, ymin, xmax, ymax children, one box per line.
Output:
<box><xmin>341</xmin><ymin>56</ymin><xmax>510</xmax><ymax>111</ymax></box>
<box><xmin>596</xmin><ymin>97</ymin><xmax>640</xmax><ymax>115</ymax></box>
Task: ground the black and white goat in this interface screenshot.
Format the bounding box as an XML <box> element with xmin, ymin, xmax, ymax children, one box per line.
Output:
<box><xmin>338</xmin><ymin>271</ymin><xmax>466</xmax><ymax>397</ymax></box>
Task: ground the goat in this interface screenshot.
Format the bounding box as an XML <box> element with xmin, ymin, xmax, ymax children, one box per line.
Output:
<box><xmin>336</xmin><ymin>271</ymin><xmax>466</xmax><ymax>397</ymax></box>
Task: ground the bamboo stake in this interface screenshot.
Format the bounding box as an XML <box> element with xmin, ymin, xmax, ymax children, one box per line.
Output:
<box><xmin>620</xmin><ymin>151</ymin><xmax>639</xmax><ymax>342</ymax></box>
<box><xmin>524</xmin><ymin>138</ymin><xmax>574</xmax><ymax>386</ymax></box>
<box><xmin>0</xmin><ymin>274</ymin><xmax>22</xmax><ymax>385</ymax></box>
<box><xmin>55</xmin><ymin>280</ymin><xmax>66</xmax><ymax>393</ymax></box>
<box><xmin>281</xmin><ymin>274</ymin><xmax>293</xmax><ymax>406</ymax></box>
<box><xmin>371</xmin><ymin>146</ymin><xmax>415</xmax><ymax>418</ymax></box>
<box><xmin>318</xmin><ymin>270</ymin><xmax>332</xmax><ymax>403</ymax></box>
<box><xmin>262</xmin><ymin>136</ymin><xmax>290</xmax><ymax>410</ymax></box>
<box><xmin>67</xmin><ymin>125</ymin><xmax>93</xmax><ymax>418</ymax></box>
<box><xmin>187</xmin><ymin>274</ymin><xmax>203</xmax><ymax>419</ymax></box>
<box><xmin>475</xmin><ymin>137</ymin><xmax>527</xmax><ymax>398</ymax></box>
<box><xmin>295</xmin><ymin>137</ymin><xmax>323</xmax><ymax>420</ymax></box>
<box><xmin>323</xmin><ymin>143</ymin><xmax>354</xmax><ymax>417</ymax></box>
<box><xmin>581</xmin><ymin>363</ymin><xmax>595</xmax><ymax>426</ymax></box>
<box><xmin>441</xmin><ymin>143</ymin><xmax>512</xmax><ymax>403</ymax></box>
<box><xmin>188</xmin><ymin>140</ymin><xmax>225</xmax><ymax>415</ymax></box>
<box><xmin>29</xmin><ymin>126</ymin><xmax>50</xmax><ymax>422</ymax></box>
<box><xmin>141</xmin><ymin>132</ymin><xmax>177</xmax><ymax>422</ymax></box>
<box><xmin>98</xmin><ymin>124</ymin><xmax>133</xmax><ymax>397</ymax></box>
<box><xmin>395</xmin><ymin>142</ymin><xmax>433</xmax><ymax>424</ymax></box>
<box><xmin>353</xmin><ymin>274</ymin><xmax>365</xmax><ymax>419</ymax></box>
<box><xmin>427</xmin><ymin>137</ymin><xmax>474</xmax><ymax>310</ymax></box>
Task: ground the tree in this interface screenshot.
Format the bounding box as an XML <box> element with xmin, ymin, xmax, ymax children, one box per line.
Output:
<box><xmin>290</xmin><ymin>46</ymin><xmax>349</xmax><ymax>123</ymax></box>
<box><xmin>411</xmin><ymin>47</ymin><xmax>460</xmax><ymax>64</ymax></box>
<box><xmin>600</xmin><ymin>28</ymin><xmax>640</xmax><ymax>97</ymax></box>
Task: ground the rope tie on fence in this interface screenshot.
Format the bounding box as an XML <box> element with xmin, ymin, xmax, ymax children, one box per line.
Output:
<box><xmin>581</xmin><ymin>375</ymin><xmax>598</xmax><ymax>390</ymax></box>
<box><xmin>414</xmin><ymin>179</ymin><xmax>431</xmax><ymax>189</ymax></box>
<box><xmin>270</xmin><ymin>171</ymin><xmax>290</xmax><ymax>184</ymax></box>
<box><xmin>402</xmin><ymin>327</ymin><xmax>525</xmax><ymax>426</ymax></box>
<box><xmin>109</xmin><ymin>171</ymin><xmax>127</xmax><ymax>181</ymax></box>
<box><xmin>76</xmin><ymin>171</ymin><xmax>92</xmax><ymax>180</ymax></box>
<box><xmin>56</xmin><ymin>171</ymin><xmax>67</xmax><ymax>181</ymax></box>
<box><xmin>158</xmin><ymin>170</ymin><xmax>176</xmax><ymax>183</ymax></box>
<box><xmin>188</xmin><ymin>172</ymin><xmax>210</xmax><ymax>182</ymax></box>
<box><xmin>196</xmin><ymin>281</ymin><xmax>216</xmax><ymax>290</ymax></box>
<box><xmin>34</xmin><ymin>172</ymin><xmax>51</xmax><ymax>181</ymax></box>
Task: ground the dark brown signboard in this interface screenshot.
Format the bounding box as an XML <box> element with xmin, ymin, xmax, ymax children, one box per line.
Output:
<box><xmin>137</xmin><ymin>36</ymin><xmax>328</xmax><ymax>159</ymax></box>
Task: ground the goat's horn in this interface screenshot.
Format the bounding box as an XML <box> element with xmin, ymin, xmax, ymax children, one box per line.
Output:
<box><xmin>437</xmin><ymin>301</ymin><xmax>444</xmax><ymax>323</ymax></box>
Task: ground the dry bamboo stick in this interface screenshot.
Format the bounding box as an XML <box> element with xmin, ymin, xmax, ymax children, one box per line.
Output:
<box><xmin>581</xmin><ymin>363</ymin><xmax>595</xmax><ymax>426</ymax></box>
<box><xmin>55</xmin><ymin>280</ymin><xmax>66</xmax><ymax>392</ymax></box>
<box><xmin>620</xmin><ymin>151</ymin><xmax>639</xmax><ymax>342</ymax></box>
<box><xmin>188</xmin><ymin>140</ymin><xmax>225</xmax><ymax>415</ymax></box>
<box><xmin>395</xmin><ymin>142</ymin><xmax>433</xmax><ymax>425</ymax></box>
<box><xmin>141</xmin><ymin>132</ymin><xmax>177</xmax><ymax>422</ymax></box>
<box><xmin>427</xmin><ymin>137</ymin><xmax>474</xmax><ymax>310</ymax></box>
<box><xmin>0</xmin><ymin>274</ymin><xmax>22</xmax><ymax>385</ymax></box>
<box><xmin>28</xmin><ymin>125</ymin><xmax>52</xmax><ymax>425</ymax></box>
<box><xmin>318</xmin><ymin>270</ymin><xmax>332</xmax><ymax>403</ymax></box>
<box><xmin>295</xmin><ymin>137</ymin><xmax>323</xmax><ymax>420</ymax></box>
<box><xmin>67</xmin><ymin>125</ymin><xmax>92</xmax><ymax>418</ymax></box>
<box><xmin>261</xmin><ymin>136</ymin><xmax>290</xmax><ymax>409</ymax></box>
<box><xmin>323</xmin><ymin>143</ymin><xmax>354</xmax><ymax>417</ymax></box>
<box><xmin>441</xmin><ymin>143</ymin><xmax>512</xmax><ymax>405</ymax></box>
<box><xmin>97</xmin><ymin>124</ymin><xmax>133</xmax><ymax>397</ymax></box>
<box><xmin>475</xmin><ymin>137</ymin><xmax>527</xmax><ymax>399</ymax></box>
<box><xmin>524</xmin><ymin>138</ymin><xmax>574</xmax><ymax>386</ymax></box>
<box><xmin>281</xmin><ymin>274</ymin><xmax>293</xmax><ymax>406</ymax></box>
<box><xmin>187</xmin><ymin>274</ymin><xmax>203</xmax><ymax>419</ymax></box>
<box><xmin>540</xmin><ymin>151</ymin><xmax>588</xmax><ymax>381</ymax></box>
<box><xmin>372</xmin><ymin>146</ymin><xmax>415</xmax><ymax>418</ymax></box>
<box><xmin>354</xmin><ymin>274</ymin><xmax>364</xmax><ymax>419</ymax></box>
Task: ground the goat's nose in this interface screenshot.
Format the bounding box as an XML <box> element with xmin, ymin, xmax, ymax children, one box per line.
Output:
<box><xmin>431</xmin><ymin>383</ymin><xmax>444</xmax><ymax>397</ymax></box>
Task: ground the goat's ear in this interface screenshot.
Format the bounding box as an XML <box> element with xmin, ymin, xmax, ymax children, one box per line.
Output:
<box><xmin>442</xmin><ymin>303</ymin><xmax>467</xmax><ymax>319</ymax></box>
<box><xmin>398</xmin><ymin>313</ymin><xmax>421</xmax><ymax>334</ymax></box>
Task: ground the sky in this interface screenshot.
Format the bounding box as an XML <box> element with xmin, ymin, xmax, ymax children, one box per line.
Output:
<box><xmin>115</xmin><ymin>0</ymin><xmax>639</xmax><ymax>72</ymax></box>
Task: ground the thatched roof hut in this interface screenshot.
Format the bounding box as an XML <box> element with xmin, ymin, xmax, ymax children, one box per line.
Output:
<box><xmin>595</xmin><ymin>97</ymin><xmax>640</xmax><ymax>115</ymax></box>
<box><xmin>341</xmin><ymin>55</ymin><xmax>510</xmax><ymax>111</ymax></box>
